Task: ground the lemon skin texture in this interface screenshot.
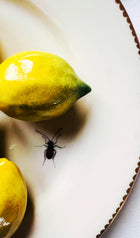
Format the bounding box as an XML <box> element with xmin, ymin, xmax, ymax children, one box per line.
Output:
<box><xmin>0</xmin><ymin>51</ymin><xmax>91</xmax><ymax>121</ymax></box>
<box><xmin>0</xmin><ymin>158</ymin><xmax>27</xmax><ymax>238</ymax></box>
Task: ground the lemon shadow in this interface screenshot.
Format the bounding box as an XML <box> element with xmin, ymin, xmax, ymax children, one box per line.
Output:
<box><xmin>32</xmin><ymin>101</ymin><xmax>91</xmax><ymax>142</ymax></box>
<box><xmin>10</xmin><ymin>120</ymin><xmax>30</xmax><ymax>147</ymax></box>
<box><xmin>0</xmin><ymin>43</ymin><xmax>6</xmax><ymax>63</ymax></box>
<box><xmin>0</xmin><ymin>127</ymin><xmax>7</xmax><ymax>158</ymax></box>
<box><xmin>12</xmin><ymin>188</ymin><xmax>35</xmax><ymax>238</ymax></box>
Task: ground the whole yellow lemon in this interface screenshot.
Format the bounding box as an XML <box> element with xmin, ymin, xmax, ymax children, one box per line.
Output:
<box><xmin>0</xmin><ymin>158</ymin><xmax>27</xmax><ymax>238</ymax></box>
<box><xmin>0</xmin><ymin>51</ymin><xmax>91</xmax><ymax>121</ymax></box>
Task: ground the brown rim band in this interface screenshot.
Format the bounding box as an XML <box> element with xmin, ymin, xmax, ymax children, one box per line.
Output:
<box><xmin>96</xmin><ymin>1</ymin><xmax>140</xmax><ymax>237</ymax></box>
<box><xmin>96</xmin><ymin>158</ymin><xmax>140</xmax><ymax>237</ymax></box>
<box><xmin>116</xmin><ymin>0</ymin><xmax>140</xmax><ymax>54</ymax></box>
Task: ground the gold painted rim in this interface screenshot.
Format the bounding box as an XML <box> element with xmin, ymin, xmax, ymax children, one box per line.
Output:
<box><xmin>96</xmin><ymin>1</ymin><xmax>140</xmax><ymax>237</ymax></box>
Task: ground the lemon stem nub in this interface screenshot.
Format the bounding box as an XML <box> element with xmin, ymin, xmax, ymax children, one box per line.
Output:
<box><xmin>78</xmin><ymin>82</ymin><xmax>92</xmax><ymax>99</ymax></box>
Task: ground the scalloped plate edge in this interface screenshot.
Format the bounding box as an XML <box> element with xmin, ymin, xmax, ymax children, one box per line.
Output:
<box><xmin>96</xmin><ymin>158</ymin><xmax>140</xmax><ymax>237</ymax></box>
<box><xmin>96</xmin><ymin>1</ymin><xmax>140</xmax><ymax>236</ymax></box>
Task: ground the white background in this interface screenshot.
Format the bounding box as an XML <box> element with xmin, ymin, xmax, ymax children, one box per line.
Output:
<box><xmin>102</xmin><ymin>0</ymin><xmax>140</xmax><ymax>237</ymax></box>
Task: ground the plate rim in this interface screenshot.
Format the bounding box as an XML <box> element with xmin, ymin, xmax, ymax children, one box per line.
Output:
<box><xmin>2</xmin><ymin>0</ymin><xmax>140</xmax><ymax>237</ymax></box>
<box><xmin>96</xmin><ymin>1</ymin><xmax>140</xmax><ymax>237</ymax></box>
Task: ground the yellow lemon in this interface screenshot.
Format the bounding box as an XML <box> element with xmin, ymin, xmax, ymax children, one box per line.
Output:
<box><xmin>0</xmin><ymin>51</ymin><xmax>91</xmax><ymax>121</ymax></box>
<box><xmin>0</xmin><ymin>158</ymin><xmax>27</xmax><ymax>238</ymax></box>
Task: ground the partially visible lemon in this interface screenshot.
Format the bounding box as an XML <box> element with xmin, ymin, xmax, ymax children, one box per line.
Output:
<box><xmin>0</xmin><ymin>51</ymin><xmax>91</xmax><ymax>121</ymax></box>
<box><xmin>0</xmin><ymin>158</ymin><xmax>27</xmax><ymax>238</ymax></box>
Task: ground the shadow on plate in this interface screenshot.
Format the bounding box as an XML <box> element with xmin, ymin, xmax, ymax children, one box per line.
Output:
<box><xmin>0</xmin><ymin>127</ymin><xmax>7</xmax><ymax>158</ymax></box>
<box><xmin>0</xmin><ymin>43</ymin><xmax>5</xmax><ymax>63</ymax></box>
<box><xmin>12</xmin><ymin>188</ymin><xmax>35</xmax><ymax>238</ymax></box>
<box><xmin>10</xmin><ymin>120</ymin><xmax>31</xmax><ymax>147</ymax></box>
<box><xmin>32</xmin><ymin>101</ymin><xmax>91</xmax><ymax>142</ymax></box>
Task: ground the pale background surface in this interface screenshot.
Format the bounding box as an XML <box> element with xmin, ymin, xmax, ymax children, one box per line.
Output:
<box><xmin>0</xmin><ymin>0</ymin><xmax>139</xmax><ymax>237</ymax></box>
<box><xmin>102</xmin><ymin>0</ymin><xmax>140</xmax><ymax>237</ymax></box>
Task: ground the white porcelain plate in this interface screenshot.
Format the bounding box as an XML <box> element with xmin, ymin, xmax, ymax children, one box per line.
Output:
<box><xmin>0</xmin><ymin>0</ymin><xmax>140</xmax><ymax>237</ymax></box>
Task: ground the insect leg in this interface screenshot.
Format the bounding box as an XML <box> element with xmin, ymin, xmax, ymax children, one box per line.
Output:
<box><xmin>54</xmin><ymin>134</ymin><xmax>62</xmax><ymax>144</ymax></box>
<box><xmin>42</xmin><ymin>151</ymin><xmax>47</xmax><ymax>166</ymax></box>
<box><xmin>52</xmin><ymin>128</ymin><xmax>62</xmax><ymax>143</ymax></box>
<box><xmin>35</xmin><ymin>129</ymin><xmax>50</xmax><ymax>143</ymax></box>
<box><xmin>52</xmin><ymin>150</ymin><xmax>57</xmax><ymax>168</ymax></box>
<box><xmin>54</xmin><ymin>145</ymin><xmax>65</xmax><ymax>149</ymax></box>
<box><xmin>52</xmin><ymin>158</ymin><xmax>56</xmax><ymax>168</ymax></box>
<box><xmin>35</xmin><ymin>144</ymin><xmax>46</xmax><ymax>147</ymax></box>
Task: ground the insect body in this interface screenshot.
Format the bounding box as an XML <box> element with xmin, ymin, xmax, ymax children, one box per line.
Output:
<box><xmin>35</xmin><ymin>128</ymin><xmax>64</xmax><ymax>166</ymax></box>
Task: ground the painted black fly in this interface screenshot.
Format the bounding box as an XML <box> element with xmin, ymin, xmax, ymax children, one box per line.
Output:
<box><xmin>35</xmin><ymin>128</ymin><xmax>64</xmax><ymax>166</ymax></box>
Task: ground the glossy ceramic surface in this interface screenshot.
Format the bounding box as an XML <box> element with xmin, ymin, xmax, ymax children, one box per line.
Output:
<box><xmin>0</xmin><ymin>0</ymin><xmax>140</xmax><ymax>237</ymax></box>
